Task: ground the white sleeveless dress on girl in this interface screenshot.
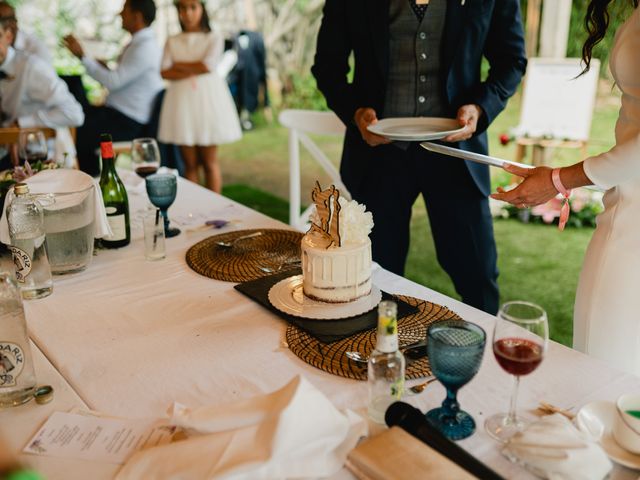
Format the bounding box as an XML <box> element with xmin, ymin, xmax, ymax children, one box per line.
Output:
<box><xmin>573</xmin><ymin>7</ymin><xmax>640</xmax><ymax>375</ymax></box>
<box><xmin>158</xmin><ymin>31</ymin><xmax>242</xmax><ymax>146</ymax></box>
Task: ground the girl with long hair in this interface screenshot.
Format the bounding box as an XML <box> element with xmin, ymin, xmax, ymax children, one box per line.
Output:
<box><xmin>158</xmin><ymin>0</ymin><xmax>241</xmax><ymax>193</ymax></box>
<box><xmin>492</xmin><ymin>0</ymin><xmax>640</xmax><ymax>375</ymax></box>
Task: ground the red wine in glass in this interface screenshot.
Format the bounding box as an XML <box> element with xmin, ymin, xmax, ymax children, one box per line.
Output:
<box><xmin>493</xmin><ymin>338</ymin><xmax>543</xmax><ymax>376</ymax></box>
<box><xmin>21</xmin><ymin>153</ymin><xmax>48</xmax><ymax>164</ymax></box>
<box><xmin>135</xmin><ymin>165</ymin><xmax>159</xmax><ymax>178</ymax></box>
<box><xmin>132</xmin><ymin>138</ymin><xmax>161</xmax><ymax>178</ymax></box>
<box><xmin>18</xmin><ymin>129</ymin><xmax>48</xmax><ymax>166</ymax></box>
<box><xmin>485</xmin><ymin>301</ymin><xmax>548</xmax><ymax>442</ymax></box>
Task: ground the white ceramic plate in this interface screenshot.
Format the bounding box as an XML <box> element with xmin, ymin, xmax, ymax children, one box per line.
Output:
<box><xmin>268</xmin><ymin>274</ymin><xmax>382</xmax><ymax>320</ymax></box>
<box><xmin>367</xmin><ymin>117</ymin><xmax>465</xmax><ymax>141</ymax></box>
<box><xmin>576</xmin><ymin>400</ymin><xmax>640</xmax><ymax>470</ymax></box>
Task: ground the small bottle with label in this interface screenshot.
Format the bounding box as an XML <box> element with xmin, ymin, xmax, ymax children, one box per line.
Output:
<box><xmin>99</xmin><ymin>133</ymin><xmax>130</xmax><ymax>248</ymax></box>
<box><xmin>7</xmin><ymin>183</ymin><xmax>53</xmax><ymax>300</ymax></box>
<box><xmin>368</xmin><ymin>300</ymin><xmax>405</xmax><ymax>424</ymax></box>
<box><xmin>0</xmin><ymin>272</ymin><xmax>37</xmax><ymax>407</ymax></box>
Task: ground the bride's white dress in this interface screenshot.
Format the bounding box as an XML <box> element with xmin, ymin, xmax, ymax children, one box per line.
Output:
<box><xmin>573</xmin><ymin>7</ymin><xmax>640</xmax><ymax>375</ymax></box>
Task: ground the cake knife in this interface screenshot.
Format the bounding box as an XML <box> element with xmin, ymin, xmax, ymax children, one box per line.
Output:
<box><xmin>421</xmin><ymin>142</ymin><xmax>533</xmax><ymax>170</ymax></box>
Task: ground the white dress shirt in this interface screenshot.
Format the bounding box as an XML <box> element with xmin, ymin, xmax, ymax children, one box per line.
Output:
<box><xmin>82</xmin><ymin>27</ymin><xmax>163</xmax><ymax>125</ymax></box>
<box><xmin>0</xmin><ymin>47</ymin><xmax>83</xmax><ymax>128</ymax></box>
<box><xmin>14</xmin><ymin>30</ymin><xmax>52</xmax><ymax>65</ymax></box>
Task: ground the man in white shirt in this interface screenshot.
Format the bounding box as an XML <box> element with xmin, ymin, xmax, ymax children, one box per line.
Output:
<box><xmin>0</xmin><ymin>17</ymin><xmax>83</xmax><ymax>167</ymax></box>
<box><xmin>0</xmin><ymin>2</ymin><xmax>52</xmax><ymax>65</ymax></box>
<box><xmin>64</xmin><ymin>0</ymin><xmax>163</xmax><ymax>176</ymax></box>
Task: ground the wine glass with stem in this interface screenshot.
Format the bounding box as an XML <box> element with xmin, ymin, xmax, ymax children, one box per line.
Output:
<box><xmin>145</xmin><ymin>173</ymin><xmax>181</xmax><ymax>238</ymax></box>
<box><xmin>131</xmin><ymin>138</ymin><xmax>160</xmax><ymax>178</ymax></box>
<box><xmin>485</xmin><ymin>301</ymin><xmax>549</xmax><ymax>442</ymax></box>
<box><xmin>18</xmin><ymin>129</ymin><xmax>48</xmax><ymax>164</ymax></box>
<box><xmin>425</xmin><ymin>319</ymin><xmax>486</xmax><ymax>441</ymax></box>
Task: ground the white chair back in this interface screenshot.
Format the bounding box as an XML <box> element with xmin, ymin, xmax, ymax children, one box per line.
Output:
<box><xmin>278</xmin><ymin>109</ymin><xmax>348</xmax><ymax>231</ymax></box>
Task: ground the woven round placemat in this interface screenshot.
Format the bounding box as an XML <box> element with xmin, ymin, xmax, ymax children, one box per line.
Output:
<box><xmin>186</xmin><ymin>228</ymin><xmax>303</xmax><ymax>282</ymax></box>
<box><xmin>285</xmin><ymin>295</ymin><xmax>462</xmax><ymax>380</ymax></box>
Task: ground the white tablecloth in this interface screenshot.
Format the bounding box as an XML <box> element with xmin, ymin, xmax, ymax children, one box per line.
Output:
<box><xmin>3</xmin><ymin>174</ymin><xmax>640</xmax><ymax>479</ymax></box>
<box><xmin>0</xmin><ymin>341</ymin><xmax>119</xmax><ymax>479</ymax></box>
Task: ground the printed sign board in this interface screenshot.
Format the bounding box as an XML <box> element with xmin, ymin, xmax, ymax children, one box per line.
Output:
<box><xmin>515</xmin><ymin>58</ymin><xmax>600</xmax><ymax>141</ymax></box>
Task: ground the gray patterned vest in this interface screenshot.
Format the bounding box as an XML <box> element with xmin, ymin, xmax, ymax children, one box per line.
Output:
<box><xmin>383</xmin><ymin>0</ymin><xmax>448</xmax><ymax>118</ymax></box>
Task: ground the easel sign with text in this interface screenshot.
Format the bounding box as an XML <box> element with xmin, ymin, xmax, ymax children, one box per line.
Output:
<box><xmin>512</xmin><ymin>58</ymin><xmax>599</xmax><ymax>166</ymax></box>
<box><xmin>515</xmin><ymin>58</ymin><xmax>600</xmax><ymax>142</ymax></box>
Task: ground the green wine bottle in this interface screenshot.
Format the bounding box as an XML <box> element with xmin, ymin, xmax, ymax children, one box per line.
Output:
<box><xmin>99</xmin><ymin>134</ymin><xmax>130</xmax><ymax>248</ymax></box>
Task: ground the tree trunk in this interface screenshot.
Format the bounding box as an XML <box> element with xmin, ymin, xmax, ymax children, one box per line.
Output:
<box><xmin>243</xmin><ymin>0</ymin><xmax>257</xmax><ymax>30</ymax></box>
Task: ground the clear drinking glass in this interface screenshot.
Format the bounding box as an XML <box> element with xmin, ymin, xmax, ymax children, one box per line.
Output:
<box><xmin>0</xmin><ymin>272</ymin><xmax>37</xmax><ymax>407</ymax></box>
<box><xmin>143</xmin><ymin>208</ymin><xmax>166</xmax><ymax>261</ymax></box>
<box><xmin>18</xmin><ymin>129</ymin><xmax>48</xmax><ymax>164</ymax></box>
<box><xmin>485</xmin><ymin>301</ymin><xmax>549</xmax><ymax>442</ymax></box>
<box><xmin>131</xmin><ymin>138</ymin><xmax>160</xmax><ymax>178</ymax></box>
<box><xmin>425</xmin><ymin>320</ymin><xmax>486</xmax><ymax>441</ymax></box>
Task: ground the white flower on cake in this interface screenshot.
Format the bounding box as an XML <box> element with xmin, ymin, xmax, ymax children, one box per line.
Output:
<box><xmin>310</xmin><ymin>197</ymin><xmax>373</xmax><ymax>246</ymax></box>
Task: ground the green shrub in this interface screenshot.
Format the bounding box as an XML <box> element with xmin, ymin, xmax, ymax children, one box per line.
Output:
<box><xmin>566</xmin><ymin>0</ymin><xmax>634</xmax><ymax>76</ymax></box>
<box><xmin>520</xmin><ymin>0</ymin><xmax>635</xmax><ymax>76</ymax></box>
<box><xmin>281</xmin><ymin>73</ymin><xmax>328</xmax><ymax>111</ymax></box>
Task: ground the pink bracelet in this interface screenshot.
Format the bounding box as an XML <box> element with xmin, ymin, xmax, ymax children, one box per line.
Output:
<box><xmin>551</xmin><ymin>168</ymin><xmax>572</xmax><ymax>231</ymax></box>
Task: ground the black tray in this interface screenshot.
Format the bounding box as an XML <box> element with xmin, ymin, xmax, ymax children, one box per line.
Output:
<box><xmin>234</xmin><ymin>268</ymin><xmax>419</xmax><ymax>343</ymax></box>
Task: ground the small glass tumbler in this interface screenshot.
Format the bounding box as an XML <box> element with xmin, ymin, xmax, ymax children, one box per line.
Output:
<box><xmin>143</xmin><ymin>209</ymin><xmax>165</xmax><ymax>261</ymax></box>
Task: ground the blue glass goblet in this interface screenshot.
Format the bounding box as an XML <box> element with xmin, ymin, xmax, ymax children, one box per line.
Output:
<box><xmin>145</xmin><ymin>173</ymin><xmax>181</xmax><ymax>238</ymax></box>
<box><xmin>425</xmin><ymin>320</ymin><xmax>486</xmax><ymax>440</ymax></box>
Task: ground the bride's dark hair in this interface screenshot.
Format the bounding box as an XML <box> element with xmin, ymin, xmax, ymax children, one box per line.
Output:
<box><xmin>582</xmin><ymin>0</ymin><xmax>638</xmax><ymax>73</ymax></box>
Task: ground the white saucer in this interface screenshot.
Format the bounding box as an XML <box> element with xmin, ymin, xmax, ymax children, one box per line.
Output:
<box><xmin>268</xmin><ymin>274</ymin><xmax>382</xmax><ymax>320</ymax></box>
<box><xmin>576</xmin><ymin>400</ymin><xmax>640</xmax><ymax>470</ymax></box>
<box><xmin>367</xmin><ymin>117</ymin><xmax>465</xmax><ymax>141</ymax></box>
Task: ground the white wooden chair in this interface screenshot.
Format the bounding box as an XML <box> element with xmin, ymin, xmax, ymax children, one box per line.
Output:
<box><xmin>278</xmin><ymin>109</ymin><xmax>348</xmax><ymax>231</ymax></box>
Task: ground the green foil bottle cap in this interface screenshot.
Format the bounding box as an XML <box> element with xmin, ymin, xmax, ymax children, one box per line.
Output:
<box><xmin>6</xmin><ymin>469</ymin><xmax>45</xmax><ymax>480</ymax></box>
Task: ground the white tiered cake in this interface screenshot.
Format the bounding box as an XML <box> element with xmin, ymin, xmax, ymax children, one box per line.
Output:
<box><xmin>302</xmin><ymin>236</ymin><xmax>372</xmax><ymax>303</ymax></box>
<box><xmin>301</xmin><ymin>183</ymin><xmax>374</xmax><ymax>303</ymax></box>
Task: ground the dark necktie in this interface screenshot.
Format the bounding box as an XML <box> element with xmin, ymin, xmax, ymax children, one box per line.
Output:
<box><xmin>410</xmin><ymin>0</ymin><xmax>429</xmax><ymax>21</ymax></box>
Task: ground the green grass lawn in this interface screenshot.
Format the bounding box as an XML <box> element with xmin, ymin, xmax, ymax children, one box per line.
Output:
<box><xmin>222</xmin><ymin>184</ymin><xmax>290</xmax><ymax>222</ymax></box>
<box><xmin>219</xmin><ymin>89</ymin><xmax>618</xmax><ymax>347</ymax></box>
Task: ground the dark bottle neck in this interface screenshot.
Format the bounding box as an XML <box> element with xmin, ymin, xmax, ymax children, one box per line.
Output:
<box><xmin>100</xmin><ymin>154</ymin><xmax>117</xmax><ymax>180</ymax></box>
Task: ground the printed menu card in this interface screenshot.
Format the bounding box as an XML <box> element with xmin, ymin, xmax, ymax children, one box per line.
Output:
<box><xmin>23</xmin><ymin>411</ymin><xmax>174</xmax><ymax>464</ymax></box>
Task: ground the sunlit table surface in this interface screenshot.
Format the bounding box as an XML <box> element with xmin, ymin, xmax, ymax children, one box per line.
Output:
<box><xmin>2</xmin><ymin>171</ymin><xmax>639</xmax><ymax>479</ymax></box>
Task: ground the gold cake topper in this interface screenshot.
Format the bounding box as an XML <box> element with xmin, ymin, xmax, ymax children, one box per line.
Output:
<box><xmin>307</xmin><ymin>181</ymin><xmax>341</xmax><ymax>248</ymax></box>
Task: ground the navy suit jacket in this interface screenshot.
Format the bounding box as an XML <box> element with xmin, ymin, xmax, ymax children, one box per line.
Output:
<box><xmin>311</xmin><ymin>0</ymin><xmax>527</xmax><ymax>196</ymax></box>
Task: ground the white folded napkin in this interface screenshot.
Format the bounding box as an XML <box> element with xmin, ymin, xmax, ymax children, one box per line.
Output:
<box><xmin>116</xmin><ymin>376</ymin><xmax>367</xmax><ymax>480</ymax></box>
<box><xmin>502</xmin><ymin>413</ymin><xmax>612</xmax><ymax>480</ymax></box>
<box><xmin>0</xmin><ymin>168</ymin><xmax>111</xmax><ymax>243</ymax></box>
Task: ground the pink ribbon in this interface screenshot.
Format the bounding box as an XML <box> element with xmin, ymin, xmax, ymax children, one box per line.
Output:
<box><xmin>552</xmin><ymin>168</ymin><xmax>572</xmax><ymax>231</ymax></box>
